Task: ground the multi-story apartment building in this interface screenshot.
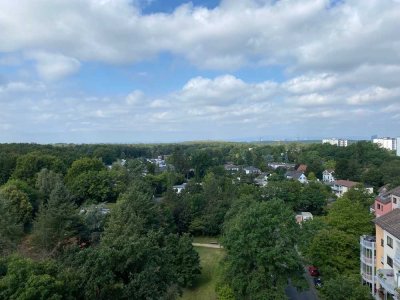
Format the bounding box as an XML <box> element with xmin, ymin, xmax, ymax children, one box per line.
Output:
<box><xmin>361</xmin><ymin>186</ymin><xmax>400</xmax><ymax>299</ymax></box>
<box><xmin>322</xmin><ymin>138</ymin><xmax>348</xmax><ymax>147</ymax></box>
<box><xmin>373</xmin><ymin>137</ymin><xmax>397</xmax><ymax>151</ymax></box>
<box><xmin>373</xmin><ymin>209</ymin><xmax>400</xmax><ymax>300</ymax></box>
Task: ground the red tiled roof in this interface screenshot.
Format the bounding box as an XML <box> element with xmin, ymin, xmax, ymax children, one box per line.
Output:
<box><xmin>334</xmin><ymin>180</ymin><xmax>359</xmax><ymax>188</ymax></box>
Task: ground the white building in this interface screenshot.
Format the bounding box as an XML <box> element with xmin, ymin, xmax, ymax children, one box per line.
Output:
<box><xmin>322</xmin><ymin>138</ymin><xmax>348</xmax><ymax>147</ymax></box>
<box><xmin>397</xmin><ymin>138</ymin><xmax>400</xmax><ymax>156</ymax></box>
<box><xmin>322</xmin><ymin>169</ymin><xmax>335</xmax><ymax>183</ymax></box>
<box><xmin>331</xmin><ymin>180</ymin><xmax>373</xmax><ymax>197</ymax></box>
<box><xmin>373</xmin><ymin>137</ymin><xmax>397</xmax><ymax>151</ymax></box>
<box><xmin>173</xmin><ymin>183</ymin><xmax>187</xmax><ymax>194</ymax></box>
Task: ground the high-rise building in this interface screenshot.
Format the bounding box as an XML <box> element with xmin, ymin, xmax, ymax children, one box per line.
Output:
<box><xmin>373</xmin><ymin>137</ymin><xmax>397</xmax><ymax>151</ymax></box>
<box><xmin>322</xmin><ymin>138</ymin><xmax>348</xmax><ymax>147</ymax></box>
<box><xmin>397</xmin><ymin>138</ymin><xmax>400</xmax><ymax>156</ymax></box>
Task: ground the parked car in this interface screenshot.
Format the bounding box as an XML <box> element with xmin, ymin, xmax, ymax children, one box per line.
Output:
<box><xmin>313</xmin><ymin>277</ymin><xmax>323</xmax><ymax>288</ymax></box>
<box><xmin>308</xmin><ymin>266</ymin><xmax>320</xmax><ymax>277</ymax></box>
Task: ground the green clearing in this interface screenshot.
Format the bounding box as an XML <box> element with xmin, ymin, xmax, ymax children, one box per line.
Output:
<box><xmin>180</xmin><ymin>246</ymin><xmax>225</xmax><ymax>300</ymax></box>
<box><xmin>192</xmin><ymin>236</ymin><xmax>220</xmax><ymax>244</ymax></box>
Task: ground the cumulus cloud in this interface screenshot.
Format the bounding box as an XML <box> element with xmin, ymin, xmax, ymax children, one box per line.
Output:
<box><xmin>0</xmin><ymin>0</ymin><xmax>399</xmax><ymax>72</ymax></box>
<box><xmin>28</xmin><ymin>52</ymin><xmax>81</xmax><ymax>81</ymax></box>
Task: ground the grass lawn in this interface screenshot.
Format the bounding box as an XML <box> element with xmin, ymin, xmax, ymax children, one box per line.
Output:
<box><xmin>192</xmin><ymin>236</ymin><xmax>220</xmax><ymax>244</ymax></box>
<box><xmin>180</xmin><ymin>246</ymin><xmax>225</xmax><ymax>300</ymax></box>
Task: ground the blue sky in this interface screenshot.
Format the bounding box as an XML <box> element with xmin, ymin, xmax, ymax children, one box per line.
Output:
<box><xmin>0</xmin><ymin>0</ymin><xmax>400</xmax><ymax>143</ymax></box>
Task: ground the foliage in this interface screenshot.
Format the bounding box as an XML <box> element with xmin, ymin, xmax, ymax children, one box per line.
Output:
<box><xmin>325</xmin><ymin>197</ymin><xmax>374</xmax><ymax>236</ymax></box>
<box><xmin>32</xmin><ymin>182</ymin><xmax>80</xmax><ymax>253</ymax></box>
<box><xmin>320</xmin><ymin>274</ymin><xmax>373</xmax><ymax>300</ymax></box>
<box><xmin>0</xmin><ymin>255</ymin><xmax>69</xmax><ymax>300</ymax></box>
<box><xmin>307</xmin><ymin>229</ymin><xmax>359</xmax><ymax>277</ymax></box>
<box><xmin>221</xmin><ymin>199</ymin><xmax>302</xmax><ymax>299</ymax></box>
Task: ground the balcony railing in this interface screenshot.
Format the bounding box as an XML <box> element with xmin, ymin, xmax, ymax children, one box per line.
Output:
<box><xmin>394</xmin><ymin>254</ymin><xmax>400</xmax><ymax>268</ymax></box>
<box><xmin>361</xmin><ymin>255</ymin><xmax>375</xmax><ymax>265</ymax></box>
<box><xmin>360</xmin><ymin>235</ymin><xmax>376</xmax><ymax>249</ymax></box>
<box><xmin>361</xmin><ymin>272</ymin><xmax>373</xmax><ymax>283</ymax></box>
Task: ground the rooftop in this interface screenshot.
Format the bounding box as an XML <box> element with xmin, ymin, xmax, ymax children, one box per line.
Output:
<box><xmin>333</xmin><ymin>180</ymin><xmax>359</xmax><ymax>188</ymax></box>
<box><xmin>374</xmin><ymin>208</ymin><xmax>400</xmax><ymax>240</ymax></box>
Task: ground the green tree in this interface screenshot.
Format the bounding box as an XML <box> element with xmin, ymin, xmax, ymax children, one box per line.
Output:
<box><xmin>32</xmin><ymin>182</ymin><xmax>80</xmax><ymax>252</ymax></box>
<box><xmin>307</xmin><ymin>229</ymin><xmax>359</xmax><ymax>277</ymax></box>
<box><xmin>0</xmin><ymin>255</ymin><xmax>69</xmax><ymax>300</ymax></box>
<box><xmin>325</xmin><ymin>197</ymin><xmax>374</xmax><ymax>236</ymax></box>
<box><xmin>320</xmin><ymin>274</ymin><xmax>373</xmax><ymax>300</ymax></box>
<box><xmin>221</xmin><ymin>199</ymin><xmax>302</xmax><ymax>299</ymax></box>
<box><xmin>0</xmin><ymin>184</ymin><xmax>33</xmax><ymax>227</ymax></box>
<box><xmin>0</xmin><ymin>194</ymin><xmax>24</xmax><ymax>255</ymax></box>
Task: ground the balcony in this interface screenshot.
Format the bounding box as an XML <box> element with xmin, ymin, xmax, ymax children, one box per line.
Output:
<box><xmin>361</xmin><ymin>271</ymin><xmax>374</xmax><ymax>283</ymax></box>
<box><xmin>360</xmin><ymin>235</ymin><xmax>376</xmax><ymax>249</ymax></box>
<box><xmin>376</xmin><ymin>269</ymin><xmax>399</xmax><ymax>295</ymax></box>
<box><xmin>361</xmin><ymin>255</ymin><xmax>376</xmax><ymax>266</ymax></box>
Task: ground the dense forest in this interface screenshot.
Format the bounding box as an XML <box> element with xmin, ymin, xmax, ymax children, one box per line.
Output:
<box><xmin>1</xmin><ymin>141</ymin><xmax>399</xmax><ymax>299</ymax></box>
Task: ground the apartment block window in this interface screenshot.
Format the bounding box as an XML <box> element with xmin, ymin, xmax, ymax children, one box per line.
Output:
<box><xmin>381</xmin><ymin>239</ymin><xmax>384</xmax><ymax>247</ymax></box>
<box><xmin>387</xmin><ymin>236</ymin><xmax>393</xmax><ymax>248</ymax></box>
<box><xmin>387</xmin><ymin>256</ymin><xmax>393</xmax><ymax>268</ymax></box>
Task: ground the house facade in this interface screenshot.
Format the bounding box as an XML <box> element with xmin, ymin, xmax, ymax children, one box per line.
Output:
<box><xmin>285</xmin><ymin>171</ymin><xmax>308</xmax><ymax>184</ymax></box>
<box><xmin>332</xmin><ymin>180</ymin><xmax>373</xmax><ymax>197</ymax></box>
<box><xmin>322</xmin><ymin>169</ymin><xmax>335</xmax><ymax>183</ymax></box>
<box><xmin>322</xmin><ymin>138</ymin><xmax>348</xmax><ymax>147</ymax></box>
<box><xmin>373</xmin><ymin>137</ymin><xmax>397</xmax><ymax>151</ymax></box>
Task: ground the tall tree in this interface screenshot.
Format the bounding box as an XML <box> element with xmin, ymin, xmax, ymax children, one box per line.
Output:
<box><xmin>221</xmin><ymin>199</ymin><xmax>302</xmax><ymax>299</ymax></box>
<box><xmin>32</xmin><ymin>182</ymin><xmax>80</xmax><ymax>252</ymax></box>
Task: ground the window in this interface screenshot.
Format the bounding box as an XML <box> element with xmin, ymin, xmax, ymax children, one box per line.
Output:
<box><xmin>394</xmin><ymin>198</ymin><xmax>397</xmax><ymax>204</ymax></box>
<box><xmin>381</xmin><ymin>239</ymin><xmax>384</xmax><ymax>247</ymax></box>
<box><xmin>377</xmin><ymin>204</ymin><xmax>381</xmax><ymax>209</ymax></box>
<box><xmin>387</xmin><ymin>256</ymin><xmax>393</xmax><ymax>268</ymax></box>
<box><xmin>387</xmin><ymin>236</ymin><xmax>393</xmax><ymax>248</ymax></box>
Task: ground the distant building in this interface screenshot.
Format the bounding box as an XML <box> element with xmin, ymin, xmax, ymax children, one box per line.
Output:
<box><xmin>224</xmin><ymin>163</ymin><xmax>240</xmax><ymax>172</ymax></box>
<box><xmin>397</xmin><ymin>138</ymin><xmax>400</xmax><ymax>156</ymax></box>
<box><xmin>243</xmin><ymin>166</ymin><xmax>261</xmax><ymax>175</ymax></box>
<box><xmin>267</xmin><ymin>162</ymin><xmax>295</xmax><ymax>170</ymax></box>
<box><xmin>322</xmin><ymin>138</ymin><xmax>348</xmax><ymax>147</ymax></box>
<box><xmin>173</xmin><ymin>183</ymin><xmax>187</xmax><ymax>194</ymax></box>
<box><xmin>296</xmin><ymin>164</ymin><xmax>307</xmax><ymax>172</ymax></box>
<box><xmin>285</xmin><ymin>171</ymin><xmax>308</xmax><ymax>184</ymax></box>
<box><xmin>254</xmin><ymin>173</ymin><xmax>269</xmax><ymax>187</ymax></box>
<box><xmin>295</xmin><ymin>212</ymin><xmax>313</xmax><ymax>224</ymax></box>
<box><xmin>373</xmin><ymin>137</ymin><xmax>397</xmax><ymax>151</ymax></box>
<box><xmin>322</xmin><ymin>169</ymin><xmax>335</xmax><ymax>183</ymax></box>
<box><xmin>374</xmin><ymin>186</ymin><xmax>400</xmax><ymax>218</ymax></box>
<box><xmin>331</xmin><ymin>180</ymin><xmax>373</xmax><ymax>197</ymax></box>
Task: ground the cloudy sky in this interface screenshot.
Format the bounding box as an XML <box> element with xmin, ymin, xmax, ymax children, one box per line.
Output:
<box><xmin>1</xmin><ymin>0</ymin><xmax>400</xmax><ymax>143</ymax></box>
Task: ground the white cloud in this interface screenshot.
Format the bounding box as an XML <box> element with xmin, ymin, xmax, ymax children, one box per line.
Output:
<box><xmin>28</xmin><ymin>52</ymin><xmax>80</xmax><ymax>81</ymax></box>
<box><xmin>0</xmin><ymin>0</ymin><xmax>399</xmax><ymax>73</ymax></box>
<box><xmin>126</xmin><ymin>90</ymin><xmax>145</xmax><ymax>105</ymax></box>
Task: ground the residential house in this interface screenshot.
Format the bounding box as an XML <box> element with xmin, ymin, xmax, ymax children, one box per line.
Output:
<box><xmin>285</xmin><ymin>171</ymin><xmax>308</xmax><ymax>184</ymax></box>
<box><xmin>296</xmin><ymin>164</ymin><xmax>307</xmax><ymax>173</ymax></box>
<box><xmin>173</xmin><ymin>183</ymin><xmax>187</xmax><ymax>194</ymax></box>
<box><xmin>331</xmin><ymin>180</ymin><xmax>373</xmax><ymax>197</ymax></box>
<box><xmin>295</xmin><ymin>212</ymin><xmax>313</xmax><ymax>224</ymax></box>
<box><xmin>267</xmin><ymin>162</ymin><xmax>295</xmax><ymax>170</ymax></box>
<box><xmin>224</xmin><ymin>163</ymin><xmax>240</xmax><ymax>172</ymax></box>
<box><xmin>254</xmin><ymin>173</ymin><xmax>269</xmax><ymax>187</ymax></box>
<box><xmin>322</xmin><ymin>169</ymin><xmax>335</xmax><ymax>183</ymax></box>
<box><xmin>243</xmin><ymin>166</ymin><xmax>261</xmax><ymax>175</ymax></box>
<box><xmin>372</xmin><ymin>209</ymin><xmax>400</xmax><ymax>300</ymax></box>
